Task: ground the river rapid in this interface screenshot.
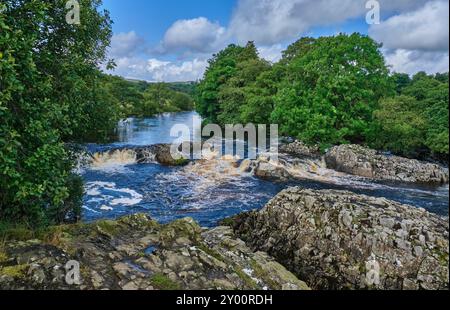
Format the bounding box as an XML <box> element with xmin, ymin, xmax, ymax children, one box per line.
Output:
<box><xmin>80</xmin><ymin>112</ymin><xmax>449</xmax><ymax>227</ymax></box>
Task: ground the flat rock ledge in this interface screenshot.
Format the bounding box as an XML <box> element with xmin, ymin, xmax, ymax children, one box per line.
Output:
<box><xmin>0</xmin><ymin>214</ymin><xmax>308</xmax><ymax>290</ymax></box>
<box><xmin>229</xmin><ymin>187</ymin><xmax>449</xmax><ymax>290</ymax></box>
<box><xmin>325</xmin><ymin>144</ymin><xmax>449</xmax><ymax>184</ymax></box>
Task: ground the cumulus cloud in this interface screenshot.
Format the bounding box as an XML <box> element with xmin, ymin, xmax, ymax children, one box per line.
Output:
<box><xmin>228</xmin><ymin>0</ymin><xmax>430</xmax><ymax>45</ymax></box>
<box><xmin>110</xmin><ymin>56</ymin><xmax>208</xmax><ymax>82</ymax></box>
<box><xmin>383</xmin><ymin>49</ymin><xmax>449</xmax><ymax>75</ymax></box>
<box><xmin>160</xmin><ymin>17</ymin><xmax>226</xmax><ymax>53</ymax></box>
<box><xmin>145</xmin><ymin>58</ymin><xmax>208</xmax><ymax>81</ymax></box>
<box><xmin>106</xmin><ymin>0</ymin><xmax>448</xmax><ymax>81</ymax></box>
<box><xmin>258</xmin><ymin>44</ymin><xmax>285</xmax><ymax>63</ymax></box>
<box><xmin>369</xmin><ymin>1</ymin><xmax>449</xmax><ymax>52</ymax></box>
<box><xmin>109</xmin><ymin>31</ymin><xmax>145</xmax><ymax>58</ymax></box>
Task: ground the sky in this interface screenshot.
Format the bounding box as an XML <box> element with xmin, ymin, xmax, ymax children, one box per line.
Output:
<box><xmin>102</xmin><ymin>0</ymin><xmax>450</xmax><ymax>82</ymax></box>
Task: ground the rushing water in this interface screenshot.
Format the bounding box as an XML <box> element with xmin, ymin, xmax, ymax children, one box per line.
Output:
<box><xmin>80</xmin><ymin>112</ymin><xmax>449</xmax><ymax>227</ymax></box>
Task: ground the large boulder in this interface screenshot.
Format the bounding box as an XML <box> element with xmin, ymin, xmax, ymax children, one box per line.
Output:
<box><xmin>0</xmin><ymin>214</ymin><xmax>308</xmax><ymax>290</ymax></box>
<box><xmin>254</xmin><ymin>160</ymin><xmax>292</xmax><ymax>181</ymax></box>
<box><xmin>325</xmin><ymin>144</ymin><xmax>449</xmax><ymax>184</ymax></box>
<box><xmin>230</xmin><ymin>187</ymin><xmax>449</xmax><ymax>290</ymax></box>
<box><xmin>137</xmin><ymin>144</ymin><xmax>189</xmax><ymax>166</ymax></box>
<box><xmin>280</xmin><ymin>140</ymin><xmax>321</xmax><ymax>159</ymax></box>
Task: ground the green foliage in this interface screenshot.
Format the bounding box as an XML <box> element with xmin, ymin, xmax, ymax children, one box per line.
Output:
<box><xmin>167</xmin><ymin>82</ymin><xmax>197</xmax><ymax>96</ymax></box>
<box><xmin>137</xmin><ymin>83</ymin><xmax>194</xmax><ymax>116</ymax></box>
<box><xmin>195</xmin><ymin>44</ymin><xmax>249</xmax><ymax>124</ymax></box>
<box><xmin>0</xmin><ymin>0</ymin><xmax>112</xmax><ymax>227</ymax></box>
<box><xmin>196</xmin><ymin>42</ymin><xmax>272</xmax><ymax>125</ymax></box>
<box><xmin>272</xmin><ymin>33</ymin><xmax>393</xmax><ymax>149</ymax></box>
<box><xmin>196</xmin><ymin>33</ymin><xmax>448</xmax><ymax>160</ymax></box>
<box><xmin>151</xmin><ymin>273</ymin><xmax>181</xmax><ymax>290</ymax></box>
<box><xmin>101</xmin><ymin>76</ymin><xmax>194</xmax><ymax>117</ymax></box>
<box><xmin>372</xmin><ymin>72</ymin><xmax>449</xmax><ymax>158</ymax></box>
<box><xmin>371</xmin><ymin>96</ymin><xmax>427</xmax><ymax>156</ymax></box>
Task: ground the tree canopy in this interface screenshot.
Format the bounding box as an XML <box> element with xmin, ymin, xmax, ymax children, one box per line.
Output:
<box><xmin>0</xmin><ymin>0</ymin><xmax>113</xmax><ymax>226</ymax></box>
<box><xmin>195</xmin><ymin>33</ymin><xmax>448</xmax><ymax>159</ymax></box>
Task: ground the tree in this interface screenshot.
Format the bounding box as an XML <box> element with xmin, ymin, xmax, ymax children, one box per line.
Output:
<box><xmin>371</xmin><ymin>72</ymin><xmax>449</xmax><ymax>159</ymax></box>
<box><xmin>196</xmin><ymin>44</ymin><xmax>247</xmax><ymax>124</ymax></box>
<box><xmin>271</xmin><ymin>33</ymin><xmax>393</xmax><ymax>149</ymax></box>
<box><xmin>391</xmin><ymin>73</ymin><xmax>411</xmax><ymax>94</ymax></box>
<box><xmin>372</xmin><ymin>96</ymin><xmax>427</xmax><ymax>157</ymax></box>
<box><xmin>197</xmin><ymin>42</ymin><xmax>271</xmax><ymax>125</ymax></box>
<box><xmin>0</xmin><ymin>0</ymin><xmax>113</xmax><ymax>227</ymax></box>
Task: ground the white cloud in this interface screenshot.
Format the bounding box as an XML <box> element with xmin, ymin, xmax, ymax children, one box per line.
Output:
<box><xmin>369</xmin><ymin>1</ymin><xmax>449</xmax><ymax>52</ymax></box>
<box><xmin>228</xmin><ymin>0</ymin><xmax>430</xmax><ymax>45</ymax></box>
<box><xmin>384</xmin><ymin>49</ymin><xmax>449</xmax><ymax>75</ymax></box>
<box><xmin>109</xmin><ymin>31</ymin><xmax>144</xmax><ymax>58</ymax></box>
<box><xmin>109</xmin><ymin>56</ymin><xmax>208</xmax><ymax>82</ymax></box>
<box><xmin>145</xmin><ymin>58</ymin><xmax>208</xmax><ymax>82</ymax></box>
<box><xmin>161</xmin><ymin>17</ymin><xmax>226</xmax><ymax>53</ymax></box>
<box><xmin>106</xmin><ymin>0</ymin><xmax>448</xmax><ymax>81</ymax></box>
<box><xmin>258</xmin><ymin>44</ymin><xmax>285</xmax><ymax>63</ymax></box>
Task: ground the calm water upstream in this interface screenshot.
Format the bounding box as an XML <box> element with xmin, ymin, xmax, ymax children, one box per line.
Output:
<box><xmin>80</xmin><ymin>112</ymin><xmax>449</xmax><ymax>227</ymax></box>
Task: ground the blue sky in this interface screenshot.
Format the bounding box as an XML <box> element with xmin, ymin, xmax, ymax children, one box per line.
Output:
<box><xmin>102</xmin><ymin>0</ymin><xmax>449</xmax><ymax>82</ymax></box>
<box><xmin>103</xmin><ymin>0</ymin><xmax>236</xmax><ymax>48</ymax></box>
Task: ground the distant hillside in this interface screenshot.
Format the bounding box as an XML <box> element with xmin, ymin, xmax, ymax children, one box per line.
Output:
<box><xmin>166</xmin><ymin>81</ymin><xmax>197</xmax><ymax>95</ymax></box>
<box><xmin>124</xmin><ymin>79</ymin><xmax>197</xmax><ymax>95</ymax></box>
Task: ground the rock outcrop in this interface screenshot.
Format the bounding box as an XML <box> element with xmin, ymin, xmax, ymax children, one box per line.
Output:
<box><xmin>89</xmin><ymin>144</ymin><xmax>189</xmax><ymax>168</ymax></box>
<box><xmin>138</xmin><ymin>144</ymin><xmax>189</xmax><ymax>166</ymax></box>
<box><xmin>229</xmin><ymin>187</ymin><xmax>449</xmax><ymax>290</ymax></box>
<box><xmin>0</xmin><ymin>214</ymin><xmax>308</xmax><ymax>290</ymax></box>
<box><xmin>325</xmin><ymin>144</ymin><xmax>449</xmax><ymax>184</ymax></box>
<box><xmin>279</xmin><ymin>140</ymin><xmax>321</xmax><ymax>159</ymax></box>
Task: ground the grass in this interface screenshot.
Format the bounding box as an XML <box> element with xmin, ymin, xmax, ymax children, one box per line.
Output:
<box><xmin>151</xmin><ymin>273</ymin><xmax>181</xmax><ymax>290</ymax></box>
<box><xmin>0</xmin><ymin>264</ymin><xmax>29</xmax><ymax>279</ymax></box>
<box><xmin>0</xmin><ymin>243</ymin><xmax>7</xmax><ymax>264</ymax></box>
<box><xmin>95</xmin><ymin>220</ymin><xmax>121</xmax><ymax>237</ymax></box>
<box><xmin>234</xmin><ymin>267</ymin><xmax>258</xmax><ymax>289</ymax></box>
<box><xmin>197</xmin><ymin>244</ymin><xmax>226</xmax><ymax>263</ymax></box>
<box><xmin>173</xmin><ymin>158</ymin><xmax>189</xmax><ymax>166</ymax></box>
<box><xmin>250</xmin><ymin>259</ymin><xmax>281</xmax><ymax>290</ymax></box>
<box><xmin>0</xmin><ymin>221</ymin><xmax>36</xmax><ymax>241</ymax></box>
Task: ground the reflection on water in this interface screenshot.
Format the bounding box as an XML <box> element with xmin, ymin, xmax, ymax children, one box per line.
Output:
<box><xmin>80</xmin><ymin>112</ymin><xmax>449</xmax><ymax>227</ymax></box>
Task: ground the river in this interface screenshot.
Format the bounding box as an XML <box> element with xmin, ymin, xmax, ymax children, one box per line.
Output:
<box><xmin>80</xmin><ymin>111</ymin><xmax>449</xmax><ymax>227</ymax></box>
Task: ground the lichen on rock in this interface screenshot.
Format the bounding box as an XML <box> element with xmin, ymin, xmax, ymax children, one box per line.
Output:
<box><xmin>325</xmin><ymin>144</ymin><xmax>449</xmax><ymax>184</ymax></box>
<box><xmin>0</xmin><ymin>214</ymin><xmax>308</xmax><ymax>290</ymax></box>
<box><xmin>229</xmin><ymin>187</ymin><xmax>449</xmax><ymax>290</ymax></box>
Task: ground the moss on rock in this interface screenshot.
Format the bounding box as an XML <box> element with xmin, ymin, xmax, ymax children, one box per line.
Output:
<box><xmin>0</xmin><ymin>264</ymin><xmax>29</xmax><ymax>279</ymax></box>
<box><xmin>150</xmin><ymin>273</ymin><xmax>181</xmax><ymax>290</ymax></box>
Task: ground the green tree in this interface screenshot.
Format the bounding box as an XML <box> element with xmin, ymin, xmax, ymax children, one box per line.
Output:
<box><xmin>196</xmin><ymin>44</ymin><xmax>247</xmax><ymax>124</ymax></box>
<box><xmin>391</xmin><ymin>73</ymin><xmax>411</xmax><ymax>94</ymax></box>
<box><xmin>371</xmin><ymin>72</ymin><xmax>449</xmax><ymax>159</ymax></box>
<box><xmin>372</xmin><ymin>96</ymin><xmax>427</xmax><ymax>156</ymax></box>
<box><xmin>271</xmin><ymin>33</ymin><xmax>393</xmax><ymax>149</ymax></box>
<box><xmin>0</xmin><ymin>0</ymin><xmax>113</xmax><ymax>227</ymax></box>
<box><xmin>197</xmin><ymin>41</ymin><xmax>271</xmax><ymax>125</ymax></box>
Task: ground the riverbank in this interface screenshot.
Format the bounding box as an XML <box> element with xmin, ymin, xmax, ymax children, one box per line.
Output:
<box><xmin>1</xmin><ymin>187</ymin><xmax>448</xmax><ymax>290</ymax></box>
<box><xmin>0</xmin><ymin>214</ymin><xmax>308</xmax><ymax>290</ymax></box>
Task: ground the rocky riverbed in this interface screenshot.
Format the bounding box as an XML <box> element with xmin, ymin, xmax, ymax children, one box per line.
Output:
<box><xmin>0</xmin><ymin>214</ymin><xmax>308</xmax><ymax>290</ymax></box>
<box><xmin>1</xmin><ymin>187</ymin><xmax>448</xmax><ymax>290</ymax></box>
<box><xmin>229</xmin><ymin>187</ymin><xmax>449</xmax><ymax>290</ymax></box>
<box><xmin>325</xmin><ymin>144</ymin><xmax>449</xmax><ymax>184</ymax></box>
<box><xmin>5</xmin><ymin>139</ymin><xmax>446</xmax><ymax>290</ymax></box>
